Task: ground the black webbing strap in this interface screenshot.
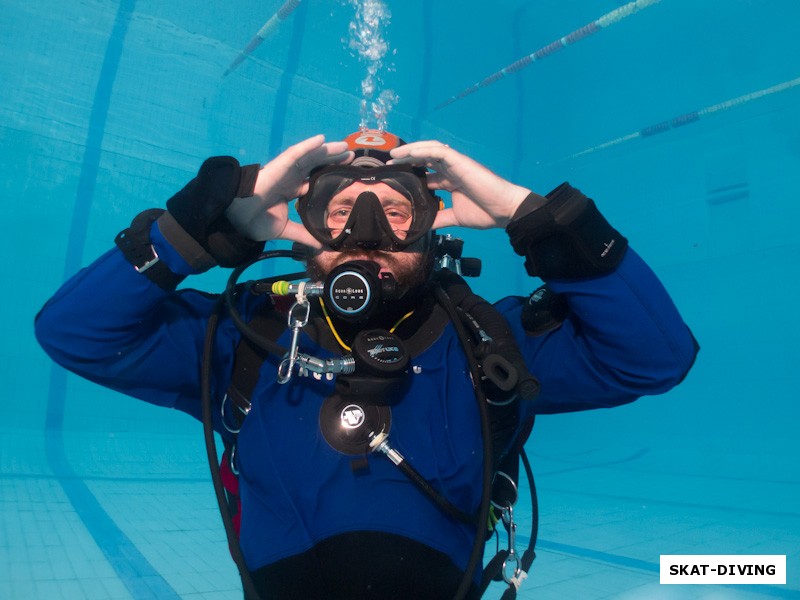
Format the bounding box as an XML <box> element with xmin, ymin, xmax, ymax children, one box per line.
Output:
<box><xmin>114</xmin><ymin>209</ymin><xmax>184</xmax><ymax>291</ymax></box>
<box><xmin>225</xmin><ymin>304</ymin><xmax>287</xmax><ymax>427</ymax></box>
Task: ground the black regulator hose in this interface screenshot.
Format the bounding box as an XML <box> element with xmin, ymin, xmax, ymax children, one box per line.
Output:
<box><xmin>434</xmin><ymin>285</ymin><xmax>495</xmax><ymax>600</ymax></box>
<box><xmin>202</xmin><ymin>248</ymin><xmax>304</xmax><ymax>600</ymax></box>
<box><xmin>223</xmin><ymin>249</ymin><xmax>306</xmax><ymax>357</ymax></box>
<box><xmin>384</xmin><ymin>445</ymin><xmax>478</xmax><ymax>526</ymax></box>
<box><xmin>519</xmin><ymin>447</ymin><xmax>538</xmax><ymax>574</ymax></box>
<box><xmin>201</xmin><ymin>299</ymin><xmax>263</xmax><ymax>600</ymax></box>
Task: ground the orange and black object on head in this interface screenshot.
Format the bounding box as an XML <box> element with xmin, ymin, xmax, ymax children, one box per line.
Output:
<box><xmin>297</xmin><ymin>130</ymin><xmax>441</xmax><ymax>252</ymax></box>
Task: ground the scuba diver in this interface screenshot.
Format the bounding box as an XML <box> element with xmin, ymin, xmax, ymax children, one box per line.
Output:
<box><xmin>35</xmin><ymin>130</ymin><xmax>698</xmax><ymax>599</ymax></box>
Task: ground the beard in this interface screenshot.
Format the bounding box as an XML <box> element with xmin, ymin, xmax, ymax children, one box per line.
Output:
<box><xmin>305</xmin><ymin>246</ymin><xmax>435</xmax><ymax>293</ymax></box>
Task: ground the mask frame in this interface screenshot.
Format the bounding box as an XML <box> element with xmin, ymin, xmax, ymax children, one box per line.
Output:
<box><xmin>297</xmin><ymin>164</ymin><xmax>439</xmax><ymax>251</ymax></box>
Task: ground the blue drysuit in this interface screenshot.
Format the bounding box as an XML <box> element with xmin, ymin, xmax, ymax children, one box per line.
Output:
<box><xmin>35</xmin><ymin>192</ymin><xmax>698</xmax><ymax>593</ymax></box>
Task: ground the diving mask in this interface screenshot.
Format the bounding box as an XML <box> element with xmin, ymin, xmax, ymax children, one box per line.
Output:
<box><xmin>297</xmin><ymin>164</ymin><xmax>440</xmax><ymax>251</ymax></box>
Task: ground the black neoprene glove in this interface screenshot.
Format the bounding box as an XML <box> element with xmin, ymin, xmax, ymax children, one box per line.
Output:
<box><xmin>506</xmin><ymin>183</ymin><xmax>627</xmax><ymax>280</ymax></box>
<box><xmin>164</xmin><ymin>156</ymin><xmax>263</xmax><ymax>268</ymax></box>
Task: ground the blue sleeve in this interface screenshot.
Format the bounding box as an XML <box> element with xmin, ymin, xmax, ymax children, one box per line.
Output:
<box><xmin>34</xmin><ymin>226</ymin><xmax>243</xmax><ymax>422</ymax></box>
<box><xmin>496</xmin><ymin>248</ymin><xmax>699</xmax><ymax>414</ymax></box>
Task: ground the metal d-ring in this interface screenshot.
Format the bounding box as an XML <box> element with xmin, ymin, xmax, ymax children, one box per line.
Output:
<box><xmin>229</xmin><ymin>442</ymin><xmax>240</xmax><ymax>476</ymax></box>
<box><xmin>490</xmin><ymin>470</ymin><xmax>519</xmax><ymax>510</ymax></box>
<box><xmin>221</xmin><ymin>393</ymin><xmax>241</xmax><ymax>434</ymax></box>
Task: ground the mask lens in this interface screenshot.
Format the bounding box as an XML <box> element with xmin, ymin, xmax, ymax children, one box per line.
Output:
<box><xmin>325</xmin><ymin>194</ymin><xmax>414</xmax><ymax>240</ymax></box>
<box><xmin>298</xmin><ymin>166</ymin><xmax>437</xmax><ymax>249</ymax></box>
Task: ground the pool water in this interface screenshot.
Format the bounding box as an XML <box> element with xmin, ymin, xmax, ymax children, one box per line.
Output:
<box><xmin>2</xmin><ymin>0</ymin><xmax>799</xmax><ymax>598</ymax></box>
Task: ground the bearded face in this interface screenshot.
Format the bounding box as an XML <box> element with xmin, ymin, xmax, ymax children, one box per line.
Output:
<box><xmin>304</xmin><ymin>180</ymin><xmax>435</xmax><ymax>292</ymax></box>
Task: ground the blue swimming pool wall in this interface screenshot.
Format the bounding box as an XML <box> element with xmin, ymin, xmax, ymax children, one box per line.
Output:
<box><xmin>2</xmin><ymin>0</ymin><xmax>799</xmax><ymax>598</ymax></box>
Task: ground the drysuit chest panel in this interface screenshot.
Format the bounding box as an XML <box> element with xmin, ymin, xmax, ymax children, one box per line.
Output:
<box><xmin>233</xmin><ymin>324</ymin><xmax>483</xmax><ymax>570</ymax></box>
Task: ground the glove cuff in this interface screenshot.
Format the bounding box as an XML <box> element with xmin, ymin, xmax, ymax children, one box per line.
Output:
<box><xmin>115</xmin><ymin>209</ymin><xmax>185</xmax><ymax>291</ymax></box>
<box><xmin>207</xmin><ymin>218</ymin><xmax>266</xmax><ymax>268</ymax></box>
<box><xmin>156</xmin><ymin>211</ymin><xmax>217</xmax><ymax>272</ymax></box>
<box><xmin>506</xmin><ymin>183</ymin><xmax>628</xmax><ymax>280</ymax></box>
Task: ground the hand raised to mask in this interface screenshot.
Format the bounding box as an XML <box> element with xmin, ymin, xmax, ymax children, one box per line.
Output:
<box><xmin>388</xmin><ymin>141</ymin><xmax>537</xmax><ymax>231</ymax></box>
<box><xmin>225</xmin><ymin>135</ymin><xmax>353</xmax><ymax>247</ymax></box>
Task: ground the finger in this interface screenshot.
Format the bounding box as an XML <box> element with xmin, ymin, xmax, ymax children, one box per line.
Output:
<box><xmin>278</xmin><ymin>134</ymin><xmax>327</xmax><ymax>172</ymax></box>
<box><xmin>302</xmin><ymin>140</ymin><xmax>348</xmax><ymax>162</ymax></box>
<box><xmin>432</xmin><ymin>208</ymin><xmax>460</xmax><ymax>230</ymax></box>
<box><xmin>391</xmin><ymin>140</ymin><xmax>446</xmax><ymax>153</ymax></box>
<box><xmin>389</xmin><ymin>141</ymin><xmax>451</xmax><ymax>162</ymax></box>
<box><xmin>388</xmin><ymin>145</ymin><xmax>453</xmax><ymax>172</ymax></box>
<box><xmin>278</xmin><ymin>220</ymin><xmax>323</xmax><ymax>249</ymax></box>
<box><xmin>423</xmin><ymin>172</ymin><xmax>453</xmax><ymax>191</ymax></box>
<box><xmin>295</xmin><ymin>146</ymin><xmax>353</xmax><ymax>176</ymax></box>
<box><xmin>327</xmin><ymin>149</ymin><xmax>354</xmax><ymax>165</ymax></box>
<box><xmin>303</xmin><ymin>148</ymin><xmax>353</xmax><ymax>171</ymax></box>
<box><xmin>284</xmin><ymin>134</ymin><xmax>326</xmax><ymax>159</ymax></box>
<box><xmin>323</xmin><ymin>141</ymin><xmax>350</xmax><ymax>157</ymax></box>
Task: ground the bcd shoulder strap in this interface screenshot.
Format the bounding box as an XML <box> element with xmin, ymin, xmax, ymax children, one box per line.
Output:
<box><xmin>226</xmin><ymin>299</ymin><xmax>288</xmax><ymax>428</ymax></box>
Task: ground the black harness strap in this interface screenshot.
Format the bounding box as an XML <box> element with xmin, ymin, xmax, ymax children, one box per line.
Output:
<box><xmin>219</xmin><ymin>300</ymin><xmax>287</xmax><ymax>563</ymax></box>
<box><xmin>226</xmin><ymin>303</ymin><xmax>287</xmax><ymax>429</ymax></box>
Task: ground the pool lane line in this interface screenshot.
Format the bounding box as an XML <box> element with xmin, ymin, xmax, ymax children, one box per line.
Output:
<box><xmin>268</xmin><ymin>0</ymin><xmax>308</xmax><ymax>158</ymax></box>
<box><xmin>223</xmin><ymin>0</ymin><xmax>303</xmax><ymax>78</ymax></box>
<box><xmin>561</xmin><ymin>75</ymin><xmax>800</xmax><ymax>160</ymax></box>
<box><xmin>435</xmin><ymin>0</ymin><xmax>663</xmax><ymax>109</ymax></box>
<box><xmin>45</xmin><ymin>1</ymin><xmax>181</xmax><ymax>597</ymax></box>
<box><xmin>410</xmin><ymin>2</ymin><xmax>433</xmax><ymax>141</ymax></box>
<box><xmin>515</xmin><ymin>448</ymin><xmax>799</xmax><ymax>595</ymax></box>
<box><xmin>517</xmin><ymin>535</ymin><xmax>799</xmax><ymax>598</ymax></box>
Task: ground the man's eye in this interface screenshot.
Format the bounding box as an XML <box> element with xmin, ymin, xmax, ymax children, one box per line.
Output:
<box><xmin>385</xmin><ymin>208</ymin><xmax>411</xmax><ymax>222</ymax></box>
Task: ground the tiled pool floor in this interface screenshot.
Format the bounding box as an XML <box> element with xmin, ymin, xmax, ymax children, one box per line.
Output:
<box><xmin>2</xmin><ymin>427</ymin><xmax>797</xmax><ymax>599</ymax></box>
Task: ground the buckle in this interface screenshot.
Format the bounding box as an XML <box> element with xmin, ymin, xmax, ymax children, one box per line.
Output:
<box><xmin>115</xmin><ymin>209</ymin><xmax>183</xmax><ymax>291</ymax></box>
<box><xmin>134</xmin><ymin>244</ymin><xmax>160</xmax><ymax>273</ymax></box>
